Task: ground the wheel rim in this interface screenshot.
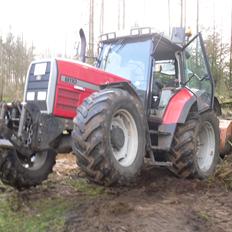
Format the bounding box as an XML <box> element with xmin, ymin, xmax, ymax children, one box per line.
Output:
<box><xmin>196</xmin><ymin>121</ymin><xmax>215</xmax><ymax>172</ymax></box>
<box><xmin>110</xmin><ymin>109</ymin><xmax>138</xmax><ymax>167</ymax></box>
<box><xmin>16</xmin><ymin>151</ymin><xmax>48</xmax><ymax>171</ymax></box>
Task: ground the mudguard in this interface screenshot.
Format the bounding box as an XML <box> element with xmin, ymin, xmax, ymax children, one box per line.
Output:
<box><xmin>100</xmin><ymin>81</ymin><xmax>142</xmax><ymax>102</ymax></box>
<box><xmin>158</xmin><ymin>88</ymin><xmax>197</xmax><ymax>151</ymax></box>
<box><xmin>162</xmin><ymin>88</ymin><xmax>197</xmax><ymax>124</ymax></box>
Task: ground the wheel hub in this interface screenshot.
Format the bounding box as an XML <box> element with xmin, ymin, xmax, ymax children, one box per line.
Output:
<box><xmin>110</xmin><ymin>109</ymin><xmax>138</xmax><ymax>167</ymax></box>
<box><xmin>110</xmin><ymin>126</ymin><xmax>125</xmax><ymax>150</ymax></box>
<box><xmin>196</xmin><ymin>121</ymin><xmax>215</xmax><ymax>172</ymax></box>
<box><xmin>16</xmin><ymin>151</ymin><xmax>48</xmax><ymax>170</ymax></box>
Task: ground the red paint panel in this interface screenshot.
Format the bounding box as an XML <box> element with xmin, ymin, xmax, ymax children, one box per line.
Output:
<box><xmin>53</xmin><ymin>86</ymin><xmax>94</xmax><ymax>118</ymax></box>
<box><xmin>162</xmin><ymin>88</ymin><xmax>194</xmax><ymax>124</ymax></box>
<box><xmin>56</xmin><ymin>59</ymin><xmax>127</xmax><ymax>85</ymax></box>
<box><xmin>53</xmin><ymin>59</ymin><xmax>128</xmax><ymax>118</ymax></box>
<box><xmin>53</xmin><ymin>83</ymin><xmax>94</xmax><ymax>118</ymax></box>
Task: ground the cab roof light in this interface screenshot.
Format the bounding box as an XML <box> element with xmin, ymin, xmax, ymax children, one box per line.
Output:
<box><xmin>130</xmin><ymin>27</ymin><xmax>152</xmax><ymax>36</ymax></box>
<box><xmin>100</xmin><ymin>32</ymin><xmax>116</xmax><ymax>41</ymax></box>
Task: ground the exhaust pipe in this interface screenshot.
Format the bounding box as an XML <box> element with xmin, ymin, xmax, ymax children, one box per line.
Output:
<box><xmin>79</xmin><ymin>28</ymin><xmax>86</xmax><ymax>63</ymax></box>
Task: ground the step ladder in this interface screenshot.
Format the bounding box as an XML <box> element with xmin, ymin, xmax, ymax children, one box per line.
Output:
<box><xmin>147</xmin><ymin>126</ymin><xmax>172</xmax><ymax>167</ymax></box>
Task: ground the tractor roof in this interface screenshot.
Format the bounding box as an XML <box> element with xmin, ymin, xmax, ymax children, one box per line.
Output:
<box><xmin>99</xmin><ymin>31</ymin><xmax>182</xmax><ymax>60</ymax></box>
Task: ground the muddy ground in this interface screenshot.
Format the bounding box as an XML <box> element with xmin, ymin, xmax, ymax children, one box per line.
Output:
<box><xmin>1</xmin><ymin>154</ymin><xmax>232</xmax><ymax>232</ymax></box>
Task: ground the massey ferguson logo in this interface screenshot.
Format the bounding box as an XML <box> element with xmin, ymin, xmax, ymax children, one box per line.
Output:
<box><xmin>61</xmin><ymin>75</ymin><xmax>78</xmax><ymax>85</ymax></box>
<box><xmin>61</xmin><ymin>75</ymin><xmax>100</xmax><ymax>91</ymax></box>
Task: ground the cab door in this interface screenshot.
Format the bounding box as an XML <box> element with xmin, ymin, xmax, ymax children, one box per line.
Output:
<box><xmin>183</xmin><ymin>33</ymin><xmax>214</xmax><ymax>111</ymax></box>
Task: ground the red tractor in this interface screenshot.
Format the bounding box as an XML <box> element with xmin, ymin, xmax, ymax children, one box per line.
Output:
<box><xmin>0</xmin><ymin>28</ymin><xmax>221</xmax><ymax>189</ymax></box>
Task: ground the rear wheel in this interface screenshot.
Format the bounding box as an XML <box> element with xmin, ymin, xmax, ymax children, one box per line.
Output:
<box><xmin>0</xmin><ymin>149</ymin><xmax>56</xmax><ymax>190</ymax></box>
<box><xmin>72</xmin><ymin>89</ymin><xmax>146</xmax><ymax>186</ymax></box>
<box><xmin>168</xmin><ymin>111</ymin><xmax>219</xmax><ymax>178</ymax></box>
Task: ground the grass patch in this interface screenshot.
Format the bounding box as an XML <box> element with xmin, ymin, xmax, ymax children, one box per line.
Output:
<box><xmin>0</xmin><ymin>181</ymin><xmax>6</xmax><ymax>190</ymax></box>
<box><xmin>0</xmin><ymin>177</ymin><xmax>104</xmax><ymax>231</ymax></box>
<box><xmin>0</xmin><ymin>181</ymin><xmax>11</xmax><ymax>192</ymax></box>
<box><xmin>0</xmin><ymin>193</ymin><xmax>71</xmax><ymax>232</ymax></box>
<box><xmin>196</xmin><ymin>210</ymin><xmax>210</xmax><ymax>222</ymax></box>
<box><xmin>69</xmin><ymin>178</ymin><xmax>105</xmax><ymax>196</ymax></box>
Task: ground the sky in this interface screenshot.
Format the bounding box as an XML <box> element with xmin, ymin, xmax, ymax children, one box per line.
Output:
<box><xmin>0</xmin><ymin>0</ymin><xmax>231</xmax><ymax>58</ymax></box>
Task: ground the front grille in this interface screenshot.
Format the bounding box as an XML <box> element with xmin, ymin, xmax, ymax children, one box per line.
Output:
<box><xmin>26</xmin><ymin>62</ymin><xmax>51</xmax><ymax>111</ymax></box>
<box><xmin>56</xmin><ymin>88</ymin><xmax>79</xmax><ymax>111</ymax></box>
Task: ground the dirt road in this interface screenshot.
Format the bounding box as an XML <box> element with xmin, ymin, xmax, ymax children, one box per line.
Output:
<box><xmin>1</xmin><ymin>154</ymin><xmax>232</xmax><ymax>232</ymax></box>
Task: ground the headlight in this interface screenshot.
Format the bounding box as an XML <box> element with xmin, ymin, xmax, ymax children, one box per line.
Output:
<box><xmin>37</xmin><ymin>91</ymin><xmax>47</xmax><ymax>101</ymax></box>
<box><xmin>26</xmin><ymin>92</ymin><xmax>35</xmax><ymax>101</ymax></box>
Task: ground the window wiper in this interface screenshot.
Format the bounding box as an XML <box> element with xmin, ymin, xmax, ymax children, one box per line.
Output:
<box><xmin>103</xmin><ymin>46</ymin><xmax>112</xmax><ymax>70</ymax></box>
<box><xmin>113</xmin><ymin>39</ymin><xmax>126</xmax><ymax>53</ymax></box>
<box><xmin>102</xmin><ymin>40</ymin><xmax>126</xmax><ymax>70</ymax></box>
<box><xmin>151</xmin><ymin>32</ymin><xmax>164</xmax><ymax>56</ymax></box>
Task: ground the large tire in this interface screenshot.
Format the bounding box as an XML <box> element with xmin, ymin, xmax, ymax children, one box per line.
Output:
<box><xmin>72</xmin><ymin>89</ymin><xmax>146</xmax><ymax>186</ymax></box>
<box><xmin>168</xmin><ymin>111</ymin><xmax>219</xmax><ymax>178</ymax></box>
<box><xmin>0</xmin><ymin>149</ymin><xmax>56</xmax><ymax>190</ymax></box>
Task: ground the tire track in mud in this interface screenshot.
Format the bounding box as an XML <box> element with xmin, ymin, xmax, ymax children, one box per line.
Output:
<box><xmin>63</xmin><ymin>165</ymin><xmax>232</xmax><ymax>232</ymax></box>
<box><xmin>2</xmin><ymin>154</ymin><xmax>232</xmax><ymax>232</ymax></box>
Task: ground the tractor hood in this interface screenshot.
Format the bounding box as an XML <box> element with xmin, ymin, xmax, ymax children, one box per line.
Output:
<box><xmin>56</xmin><ymin>58</ymin><xmax>129</xmax><ymax>88</ymax></box>
<box><xmin>54</xmin><ymin>58</ymin><xmax>129</xmax><ymax>118</ymax></box>
<box><xmin>24</xmin><ymin>58</ymin><xmax>129</xmax><ymax>119</ymax></box>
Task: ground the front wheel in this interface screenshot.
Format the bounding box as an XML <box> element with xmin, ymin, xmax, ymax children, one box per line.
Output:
<box><xmin>168</xmin><ymin>111</ymin><xmax>219</xmax><ymax>178</ymax></box>
<box><xmin>0</xmin><ymin>149</ymin><xmax>56</xmax><ymax>190</ymax></box>
<box><xmin>72</xmin><ymin>89</ymin><xmax>146</xmax><ymax>186</ymax></box>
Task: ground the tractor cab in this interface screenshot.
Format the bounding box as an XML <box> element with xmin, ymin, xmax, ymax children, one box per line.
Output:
<box><xmin>97</xmin><ymin>28</ymin><xmax>214</xmax><ymax>121</ymax></box>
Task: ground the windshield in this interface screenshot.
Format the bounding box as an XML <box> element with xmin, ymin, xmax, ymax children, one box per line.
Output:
<box><xmin>98</xmin><ymin>39</ymin><xmax>152</xmax><ymax>91</ymax></box>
